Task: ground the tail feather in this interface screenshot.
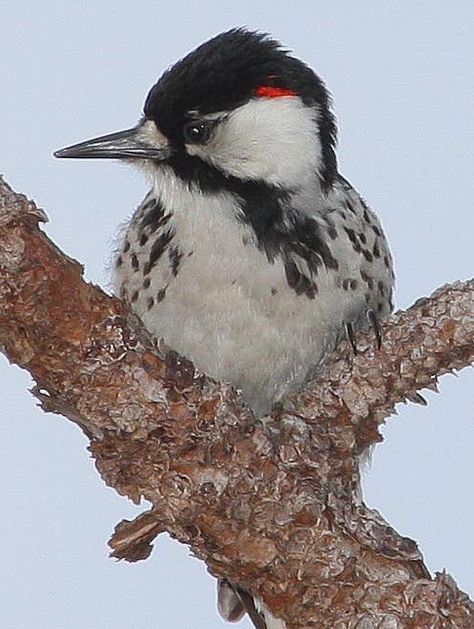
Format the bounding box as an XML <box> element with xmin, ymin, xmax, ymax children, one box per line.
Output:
<box><xmin>217</xmin><ymin>579</ymin><xmax>286</xmax><ymax>629</ymax></box>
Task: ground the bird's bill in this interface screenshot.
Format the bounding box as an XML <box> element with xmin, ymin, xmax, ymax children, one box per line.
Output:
<box><xmin>54</xmin><ymin>124</ymin><xmax>170</xmax><ymax>160</ymax></box>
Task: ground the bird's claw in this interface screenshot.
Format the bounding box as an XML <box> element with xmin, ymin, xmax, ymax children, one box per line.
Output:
<box><xmin>345</xmin><ymin>310</ymin><xmax>383</xmax><ymax>355</ymax></box>
<box><xmin>367</xmin><ymin>309</ymin><xmax>382</xmax><ymax>350</ymax></box>
<box><xmin>345</xmin><ymin>321</ymin><xmax>358</xmax><ymax>355</ymax></box>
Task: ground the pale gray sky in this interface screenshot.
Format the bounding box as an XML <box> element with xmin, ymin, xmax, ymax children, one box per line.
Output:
<box><xmin>1</xmin><ymin>2</ymin><xmax>473</xmax><ymax>628</ymax></box>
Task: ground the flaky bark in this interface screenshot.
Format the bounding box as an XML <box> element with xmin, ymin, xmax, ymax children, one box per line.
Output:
<box><xmin>1</xmin><ymin>176</ymin><xmax>473</xmax><ymax>628</ymax></box>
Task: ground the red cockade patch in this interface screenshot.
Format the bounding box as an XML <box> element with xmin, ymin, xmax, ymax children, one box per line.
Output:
<box><xmin>255</xmin><ymin>85</ymin><xmax>298</xmax><ymax>98</ymax></box>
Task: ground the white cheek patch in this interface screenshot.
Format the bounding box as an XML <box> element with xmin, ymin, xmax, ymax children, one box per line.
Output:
<box><xmin>186</xmin><ymin>98</ymin><xmax>322</xmax><ymax>187</ymax></box>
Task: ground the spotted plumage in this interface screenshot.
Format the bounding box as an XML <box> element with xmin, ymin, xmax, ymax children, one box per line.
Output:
<box><xmin>115</xmin><ymin>173</ymin><xmax>393</xmax><ymax>419</ymax></box>
<box><xmin>55</xmin><ymin>27</ymin><xmax>395</xmax><ymax>629</ymax></box>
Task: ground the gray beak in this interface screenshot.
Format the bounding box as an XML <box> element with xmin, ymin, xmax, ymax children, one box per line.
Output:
<box><xmin>54</xmin><ymin>124</ymin><xmax>170</xmax><ymax>160</ymax></box>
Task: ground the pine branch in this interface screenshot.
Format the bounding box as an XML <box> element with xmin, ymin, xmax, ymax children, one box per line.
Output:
<box><xmin>1</xmin><ymin>176</ymin><xmax>473</xmax><ymax>627</ymax></box>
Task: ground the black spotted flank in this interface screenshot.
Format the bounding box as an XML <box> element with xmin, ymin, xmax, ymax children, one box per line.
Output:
<box><xmin>140</xmin><ymin>197</ymin><xmax>171</xmax><ymax>233</ymax></box>
<box><xmin>342</xmin><ymin>278</ymin><xmax>358</xmax><ymax>291</ymax></box>
<box><xmin>284</xmin><ymin>259</ymin><xmax>318</xmax><ymax>298</ymax></box>
<box><xmin>325</xmin><ymin>217</ymin><xmax>338</xmax><ymax>240</ymax></box>
<box><xmin>146</xmin><ymin>229</ymin><xmax>175</xmax><ymax>274</ymax></box>
<box><xmin>156</xmin><ymin>287</ymin><xmax>167</xmax><ymax>302</ymax></box>
<box><xmin>372</xmin><ymin>224</ymin><xmax>382</xmax><ymax>237</ymax></box>
<box><xmin>345</xmin><ymin>200</ymin><xmax>356</xmax><ymax>215</ymax></box>
<box><xmin>344</xmin><ymin>227</ymin><xmax>357</xmax><ymax>244</ymax></box>
<box><xmin>362</xmin><ymin>249</ymin><xmax>373</xmax><ymax>262</ymax></box>
<box><xmin>168</xmin><ymin>246</ymin><xmax>183</xmax><ymax>277</ymax></box>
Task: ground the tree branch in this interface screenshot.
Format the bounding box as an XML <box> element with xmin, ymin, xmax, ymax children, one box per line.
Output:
<box><xmin>1</xmin><ymin>176</ymin><xmax>473</xmax><ymax>627</ymax></box>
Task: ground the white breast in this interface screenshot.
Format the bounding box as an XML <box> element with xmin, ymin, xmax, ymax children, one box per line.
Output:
<box><xmin>114</xmin><ymin>170</ymin><xmax>394</xmax><ymax>415</ymax></box>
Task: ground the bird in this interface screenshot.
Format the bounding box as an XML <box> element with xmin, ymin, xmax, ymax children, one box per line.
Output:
<box><xmin>55</xmin><ymin>28</ymin><xmax>395</xmax><ymax>629</ymax></box>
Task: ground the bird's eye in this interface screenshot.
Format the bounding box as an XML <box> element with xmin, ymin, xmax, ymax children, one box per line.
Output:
<box><xmin>183</xmin><ymin>121</ymin><xmax>212</xmax><ymax>145</ymax></box>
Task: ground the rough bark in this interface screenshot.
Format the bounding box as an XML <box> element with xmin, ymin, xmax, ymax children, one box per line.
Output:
<box><xmin>1</xmin><ymin>176</ymin><xmax>473</xmax><ymax>628</ymax></box>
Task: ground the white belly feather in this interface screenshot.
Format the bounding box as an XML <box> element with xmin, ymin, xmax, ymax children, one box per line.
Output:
<box><xmin>114</xmin><ymin>172</ymin><xmax>393</xmax><ymax>415</ymax></box>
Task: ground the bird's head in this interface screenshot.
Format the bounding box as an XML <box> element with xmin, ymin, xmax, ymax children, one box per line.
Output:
<box><xmin>55</xmin><ymin>28</ymin><xmax>338</xmax><ymax>193</ymax></box>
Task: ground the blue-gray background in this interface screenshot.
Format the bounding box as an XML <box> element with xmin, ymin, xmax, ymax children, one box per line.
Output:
<box><xmin>1</xmin><ymin>3</ymin><xmax>473</xmax><ymax>628</ymax></box>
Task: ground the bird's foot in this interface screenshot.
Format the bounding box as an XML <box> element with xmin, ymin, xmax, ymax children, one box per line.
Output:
<box><xmin>345</xmin><ymin>321</ymin><xmax>358</xmax><ymax>355</ymax></box>
<box><xmin>367</xmin><ymin>309</ymin><xmax>382</xmax><ymax>350</ymax></box>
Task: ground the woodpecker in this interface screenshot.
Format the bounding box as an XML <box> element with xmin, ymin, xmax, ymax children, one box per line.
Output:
<box><xmin>55</xmin><ymin>28</ymin><xmax>395</xmax><ymax>629</ymax></box>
